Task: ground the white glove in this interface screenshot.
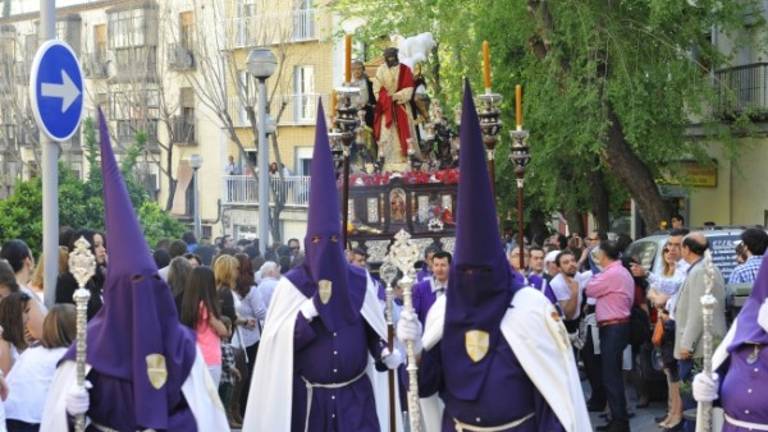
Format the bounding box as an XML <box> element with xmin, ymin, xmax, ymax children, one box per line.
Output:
<box><xmin>692</xmin><ymin>372</ymin><xmax>719</xmax><ymax>403</ymax></box>
<box><xmin>65</xmin><ymin>381</ymin><xmax>92</xmax><ymax>416</ymax></box>
<box><xmin>396</xmin><ymin>311</ymin><xmax>423</xmax><ymax>354</ymax></box>
<box><xmin>381</xmin><ymin>347</ymin><xmax>404</xmax><ymax>369</ymax></box>
<box><xmin>758</xmin><ymin>299</ymin><xmax>768</xmax><ymax>333</ymax></box>
<box><xmin>300</xmin><ymin>298</ymin><xmax>319</xmax><ymax>321</ymax></box>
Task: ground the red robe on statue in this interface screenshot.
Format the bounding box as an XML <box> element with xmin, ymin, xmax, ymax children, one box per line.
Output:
<box><xmin>374</xmin><ymin>64</ymin><xmax>415</xmax><ymax>157</ymax></box>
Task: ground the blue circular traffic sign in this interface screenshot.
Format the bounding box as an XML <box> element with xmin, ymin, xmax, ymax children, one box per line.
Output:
<box><xmin>29</xmin><ymin>40</ymin><xmax>84</xmax><ymax>142</ymax></box>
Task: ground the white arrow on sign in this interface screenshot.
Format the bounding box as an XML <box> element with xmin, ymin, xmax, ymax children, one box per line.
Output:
<box><xmin>41</xmin><ymin>69</ymin><xmax>80</xmax><ymax>113</ymax></box>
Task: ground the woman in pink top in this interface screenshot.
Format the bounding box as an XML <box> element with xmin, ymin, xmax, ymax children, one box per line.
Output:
<box><xmin>180</xmin><ymin>266</ymin><xmax>229</xmax><ymax>386</ymax></box>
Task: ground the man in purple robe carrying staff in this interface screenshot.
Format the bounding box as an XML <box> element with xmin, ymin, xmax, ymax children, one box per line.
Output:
<box><xmin>693</xmin><ymin>252</ymin><xmax>768</xmax><ymax>431</ymax></box>
<box><xmin>242</xmin><ymin>102</ymin><xmax>403</xmax><ymax>432</ymax></box>
<box><xmin>40</xmin><ymin>110</ymin><xmax>228</xmax><ymax>431</ymax></box>
<box><xmin>397</xmin><ymin>82</ymin><xmax>591</xmax><ymax>432</ymax></box>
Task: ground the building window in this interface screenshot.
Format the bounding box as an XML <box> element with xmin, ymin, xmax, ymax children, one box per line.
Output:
<box><xmin>109</xmin><ymin>8</ymin><xmax>157</xmax><ymax>49</ymax></box>
<box><xmin>292</xmin><ymin>65</ymin><xmax>315</xmax><ymax>122</ymax></box>
<box><xmin>293</xmin><ymin>0</ymin><xmax>315</xmax><ymax>41</ymax></box>
<box><xmin>179</xmin><ymin>11</ymin><xmax>194</xmax><ymax>50</ymax></box>
<box><xmin>93</xmin><ymin>24</ymin><xmax>107</xmax><ymax>60</ymax></box>
<box><xmin>234</xmin><ymin>0</ymin><xmax>257</xmax><ymax>47</ymax></box>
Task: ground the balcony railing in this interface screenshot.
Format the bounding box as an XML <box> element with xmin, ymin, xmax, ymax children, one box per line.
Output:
<box><xmin>715</xmin><ymin>63</ymin><xmax>768</xmax><ymax>118</ymax></box>
<box><xmin>171</xmin><ymin>115</ymin><xmax>196</xmax><ymax>146</ymax></box>
<box><xmin>222</xmin><ymin>175</ymin><xmax>310</xmax><ymax>207</ymax></box>
<box><xmin>83</xmin><ymin>53</ymin><xmax>109</xmax><ymax>79</ymax></box>
<box><xmin>228</xmin><ymin>9</ymin><xmax>317</xmax><ymax>49</ymax></box>
<box><xmin>168</xmin><ymin>43</ymin><xmax>195</xmax><ymax>71</ymax></box>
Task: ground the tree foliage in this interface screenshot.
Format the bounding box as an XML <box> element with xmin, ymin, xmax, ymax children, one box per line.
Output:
<box><xmin>0</xmin><ymin>118</ymin><xmax>184</xmax><ymax>255</ymax></box>
<box><xmin>334</xmin><ymin>0</ymin><xmax>764</xmax><ymax>231</ymax></box>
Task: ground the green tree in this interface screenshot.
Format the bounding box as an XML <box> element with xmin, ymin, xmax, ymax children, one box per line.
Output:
<box><xmin>0</xmin><ymin>118</ymin><xmax>184</xmax><ymax>254</ymax></box>
<box><xmin>334</xmin><ymin>0</ymin><xmax>763</xmax><ymax>232</ymax></box>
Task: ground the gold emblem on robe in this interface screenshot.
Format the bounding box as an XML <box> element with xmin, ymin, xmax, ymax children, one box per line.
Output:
<box><xmin>318</xmin><ymin>279</ymin><xmax>332</xmax><ymax>304</ymax></box>
<box><xmin>146</xmin><ymin>354</ymin><xmax>168</xmax><ymax>390</ymax></box>
<box><xmin>465</xmin><ymin>330</ymin><xmax>490</xmax><ymax>363</ymax></box>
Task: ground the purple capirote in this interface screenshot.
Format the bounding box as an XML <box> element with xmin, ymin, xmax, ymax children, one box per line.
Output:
<box><xmin>283</xmin><ymin>100</ymin><xmax>385</xmax><ymax>431</ymax></box>
<box><xmin>435</xmin><ymin>81</ymin><xmax>562</xmax><ymax>430</ymax></box>
<box><xmin>62</xmin><ymin>109</ymin><xmax>197</xmax><ymax>431</ymax></box>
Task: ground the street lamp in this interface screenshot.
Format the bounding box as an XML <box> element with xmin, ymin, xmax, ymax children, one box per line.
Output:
<box><xmin>247</xmin><ymin>47</ymin><xmax>277</xmax><ymax>256</ymax></box>
<box><xmin>189</xmin><ymin>154</ymin><xmax>203</xmax><ymax>241</ymax></box>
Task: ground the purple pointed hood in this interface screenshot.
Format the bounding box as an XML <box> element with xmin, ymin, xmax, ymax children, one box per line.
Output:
<box><xmin>64</xmin><ymin>109</ymin><xmax>196</xmax><ymax>430</ymax></box>
<box><xmin>285</xmin><ymin>101</ymin><xmax>359</xmax><ymax>330</ymax></box>
<box><xmin>729</xmin><ymin>253</ymin><xmax>768</xmax><ymax>350</ymax></box>
<box><xmin>442</xmin><ymin>81</ymin><xmax>524</xmax><ymax>400</ymax></box>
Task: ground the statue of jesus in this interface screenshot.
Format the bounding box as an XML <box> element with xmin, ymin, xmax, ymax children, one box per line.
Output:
<box><xmin>373</xmin><ymin>47</ymin><xmax>419</xmax><ymax>171</ymax></box>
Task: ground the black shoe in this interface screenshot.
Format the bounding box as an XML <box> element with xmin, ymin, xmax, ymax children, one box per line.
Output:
<box><xmin>597</xmin><ymin>420</ymin><xmax>630</xmax><ymax>432</ymax></box>
<box><xmin>587</xmin><ymin>402</ymin><xmax>607</xmax><ymax>412</ymax></box>
<box><xmin>654</xmin><ymin>414</ymin><xmax>668</xmax><ymax>423</ymax></box>
<box><xmin>663</xmin><ymin>420</ymin><xmax>683</xmax><ymax>432</ymax></box>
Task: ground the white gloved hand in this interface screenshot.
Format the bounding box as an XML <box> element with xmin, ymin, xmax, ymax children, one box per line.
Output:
<box><xmin>65</xmin><ymin>381</ymin><xmax>92</xmax><ymax>416</ymax></box>
<box><xmin>300</xmin><ymin>298</ymin><xmax>319</xmax><ymax>321</ymax></box>
<box><xmin>396</xmin><ymin>311</ymin><xmax>423</xmax><ymax>354</ymax></box>
<box><xmin>692</xmin><ymin>372</ymin><xmax>719</xmax><ymax>403</ymax></box>
<box><xmin>758</xmin><ymin>299</ymin><xmax>768</xmax><ymax>333</ymax></box>
<box><xmin>381</xmin><ymin>347</ymin><xmax>404</xmax><ymax>369</ymax></box>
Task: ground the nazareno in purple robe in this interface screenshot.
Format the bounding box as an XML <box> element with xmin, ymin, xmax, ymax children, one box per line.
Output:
<box><xmin>412</xmin><ymin>279</ymin><xmax>440</xmax><ymax>325</ymax></box>
<box><xmin>285</xmin><ymin>102</ymin><xmax>388</xmax><ymax>431</ymax></box>
<box><xmin>427</xmin><ymin>82</ymin><xmax>563</xmax><ymax>431</ymax></box>
<box><xmin>716</xmin><ymin>253</ymin><xmax>768</xmax><ymax>430</ymax></box>
<box><xmin>62</xmin><ymin>110</ymin><xmax>197</xmax><ymax>431</ymax></box>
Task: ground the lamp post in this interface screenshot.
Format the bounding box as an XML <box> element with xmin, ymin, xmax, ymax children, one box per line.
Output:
<box><xmin>247</xmin><ymin>47</ymin><xmax>277</xmax><ymax>256</ymax></box>
<box><xmin>189</xmin><ymin>154</ymin><xmax>203</xmax><ymax>241</ymax></box>
<box><xmin>509</xmin><ymin>85</ymin><xmax>530</xmax><ymax>271</ymax></box>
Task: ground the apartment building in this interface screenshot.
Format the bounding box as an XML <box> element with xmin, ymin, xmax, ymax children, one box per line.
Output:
<box><xmin>219</xmin><ymin>0</ymin><xmax>343</xmax><ymax>242</ymax></box>
<box><xmin>0</xmin><ymin>0</ymin><xmax>343</xmax><ymax>242</ymax></box>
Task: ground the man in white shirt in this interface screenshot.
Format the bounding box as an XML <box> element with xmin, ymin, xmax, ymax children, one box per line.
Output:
<box><xmin>549</xmin><ymin>251</ymin><xmax>591</xmax><ymax>320</ymax></box>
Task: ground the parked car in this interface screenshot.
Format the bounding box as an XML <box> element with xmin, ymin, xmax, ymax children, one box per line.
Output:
<box><xmin>625</xmin><ymin>227</ymin><xmax>745</xmax><ymax>309</ymax></box>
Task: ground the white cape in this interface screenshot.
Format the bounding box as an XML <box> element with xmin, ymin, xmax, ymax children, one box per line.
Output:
<box><xmin>39</xmin><ymin>348</ymin><xmax>228</xmax><ymax>431</ymax></box>
<box><xmin>242</xmin><ymin>275</ymin><xmax>403</xmax><ymax>431</ymax></box>
<box><xmin>420</xmin><ymin>287</ymin><xmax>592</xmax><ymax>432</ymax></box>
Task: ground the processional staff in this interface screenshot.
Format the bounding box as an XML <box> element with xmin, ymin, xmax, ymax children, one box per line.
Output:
<box><xmin>385</xmin><ymin>229</ymin><xmax>424</xmax><ymax>431</ymax></box>
<box><xmin>696</xmin><ymin>250</ymin><xmax>717</xmax><ymax>432</ymax></box>
<box><xmin>380</xmin><ymin>260</ymin><xmax>400</xmax><ymax>432</ymax></box>
<box><xmin>67</xmin><ymin>236</ymin><xmax>97</xmax><ymax>432</ymax></box>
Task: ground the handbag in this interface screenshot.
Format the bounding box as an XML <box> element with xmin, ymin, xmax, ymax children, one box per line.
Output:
<box><xmin>651</xmin><ymin>317</ymin><xmax>665</xmax><ymax>347</ymax></box>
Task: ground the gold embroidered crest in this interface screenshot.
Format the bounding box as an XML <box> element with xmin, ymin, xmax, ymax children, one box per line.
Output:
<box><xmin>318</xmin><ymin>279</ymin><xmax>332</xmax><ymax>304</ymax></box>
<box><xmin>465</xmin><ymin>330</ymin><xmax>490</xmax><ymax>363</ymax></box>
<box><xmin>146</xmin><ymin>354</ymin><xmax>168</xmax><ymax>390</ymax></box>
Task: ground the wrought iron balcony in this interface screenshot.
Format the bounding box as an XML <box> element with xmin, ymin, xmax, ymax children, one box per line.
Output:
<box><xmin>715</xmin><ymin>63</ymin><xmax>768</xmax><ymax>119</ymax></box>
<box><xmin>171</xmin><ymin>115</ymin><xmax>196</xmax><ymax>146</ymax></box>
<box><xmin>83</xmin><ymin>53</ymin><xmax>110</xmax><ymax>79</ymax></box>
<box><xmin>222</xmin><ymin>175</ymin><xmax>310</xmax><ymax>207</ymax></box>
<box><xmin>168</xmin><ymin>43</ymin><xmax>195</xmax><ymax>71</ymax></box>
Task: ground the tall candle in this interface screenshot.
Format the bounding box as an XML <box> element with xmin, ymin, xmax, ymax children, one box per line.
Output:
<box><xmin>345</xmin><ymin>35</ymin><xmax>352</xmax><ymax>83</ymax></box>
<box><xmin>331</xmin><ymin>90</ymin><xmax>338</xmax><ymax>116</ymax></box>
<box><xmin>515</xmin><ymin>84</ymin><xmax>523</xmax><ymax>129</ymax></box>
<box><xmin>482</xmin><ymin>40</ymin><xmax>492</xmax><ymax>90</ymax></box>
